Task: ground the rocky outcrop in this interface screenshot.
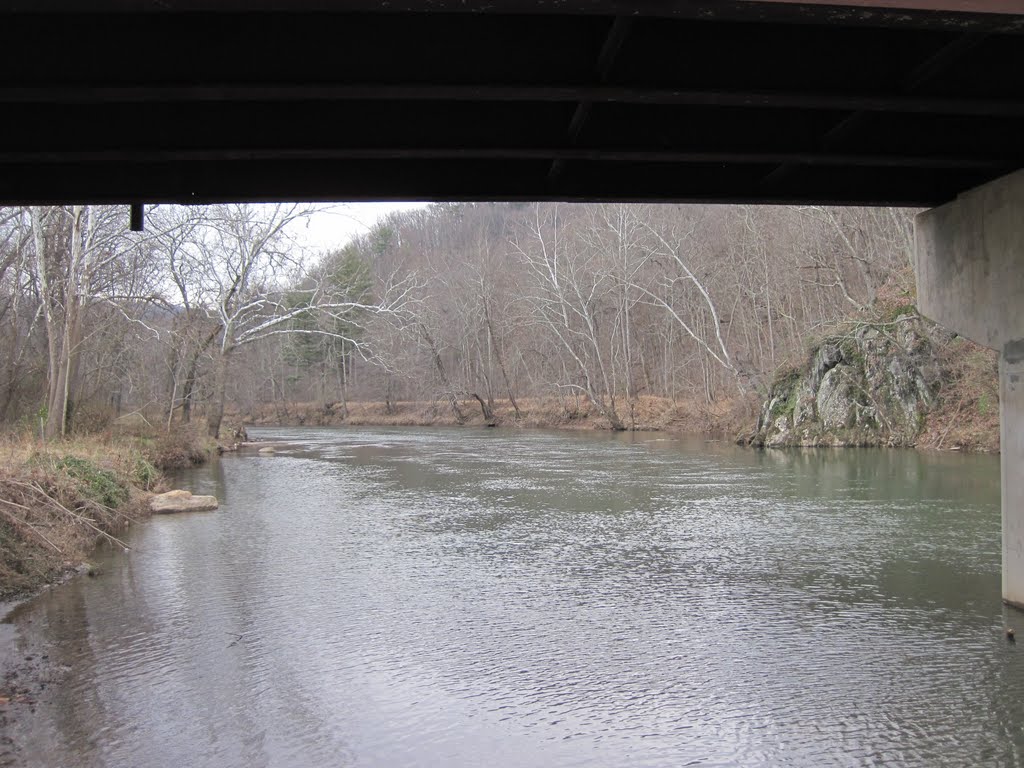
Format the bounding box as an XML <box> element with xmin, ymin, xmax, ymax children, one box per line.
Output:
<box><xmin>747</xmin><ymin>312</ymin><xmax>940</xmax><ymax>448</ymax></box>
<box><xmin>150</xmin><ymin>489</ymin><xmax>219</xmax><ymax>513</ymax></box>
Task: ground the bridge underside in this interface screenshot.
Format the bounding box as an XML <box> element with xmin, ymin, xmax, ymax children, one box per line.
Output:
<box><xmin>1</xmin><ymin>0</ymin><xmax>1022</xmax><ymax>206</ymax></box>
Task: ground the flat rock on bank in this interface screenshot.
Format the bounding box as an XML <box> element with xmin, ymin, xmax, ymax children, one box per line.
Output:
<box><xmin>150</xmin><ymin>490</ymin><xmax>219</xmax><ymax>514</ymax></box>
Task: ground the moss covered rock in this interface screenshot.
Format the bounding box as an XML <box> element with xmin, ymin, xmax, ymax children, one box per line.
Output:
<box><xmin>748</xmin><ymin>314</ymin><xmax>938</xmax><ymax>448</ymax></box>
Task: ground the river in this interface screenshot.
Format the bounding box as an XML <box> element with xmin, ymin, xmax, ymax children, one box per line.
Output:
<box><xmin>0</xmin><ymin>427</ymin><xmax>1017</xmax><ymax>767</ymax></box>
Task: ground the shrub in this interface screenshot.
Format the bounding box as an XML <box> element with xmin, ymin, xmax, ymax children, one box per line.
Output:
<box><xmin>133</xmin><ymin>456</ymin><xmax>160</xmax><ymax>491</ymax></box>
<box><xmin>55</xmin><ymin>456</ymin><xmax>129</xmax><ymax>508</ymax></box>
<box><xmin>145</xmin><ymin>427</ymin><xmax>215</xmax><ymax>470</ymax></box>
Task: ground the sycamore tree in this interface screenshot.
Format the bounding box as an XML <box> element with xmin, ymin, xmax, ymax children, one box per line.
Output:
<box><xmin>282</xmin><ymin>245</ymin><xmax>375</xmax><ymax>413</ymax></box>
<box><xmin>163</xmin><ymin>204</ymin><xmax>415</xmax><ymax>437</ymax></box>
<box><xmin>622</xmin><ymin>206</ymin><xmax>738</xmax><ymax>401</ymax></box>
<box><xmin>30</xmin><ymin>205</ymin><xmax>169</xmax><ymax>438</ymax></box>
<box><xmin>511</xmin><ymin>204</ymin><xmax>627</xmax><ymax>430</ymax></box>
<box><xmin>150</xmin><ymin>205</ymin><xmax>210</xmax><ymax>427</ymax></box>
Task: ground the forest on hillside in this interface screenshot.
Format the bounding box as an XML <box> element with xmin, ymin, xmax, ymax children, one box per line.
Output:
<box><xmin>1</xmin><ymin>201</ymin><xmax>977</xmax><ymax>440</ymax></box>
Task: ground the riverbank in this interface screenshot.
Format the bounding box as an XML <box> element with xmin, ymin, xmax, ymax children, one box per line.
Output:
<box><xmin>242</xmin><ymin>357</ymin><xmax>1000</xmax><ymax>455</ymax></box>
<box><xmin>238</xmin><ymin>395</ymin><xmax>759</xmax><ymax>439</ymax></box>
<box><xmin>0</xmin><ymin>426</ymin><xmax>216</xmax><ymax>602</ymax></box>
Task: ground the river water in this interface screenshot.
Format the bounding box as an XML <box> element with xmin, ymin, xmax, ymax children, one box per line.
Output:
<box><xmin>0</xmin><ymin>427</ymin><xmax>1018</xmax><ymax>767</ymax></box>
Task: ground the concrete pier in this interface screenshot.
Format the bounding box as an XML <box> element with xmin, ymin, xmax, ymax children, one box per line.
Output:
<box><xmin>916</xmin><ymin>169</ymin><xmax>1024</xmax><ymax>607</ymax></box>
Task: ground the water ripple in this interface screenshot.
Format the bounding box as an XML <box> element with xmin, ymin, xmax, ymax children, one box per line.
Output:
<box><xmin>2</xmin><ymin>427</ymin><xmax>1012</xmax><ymax>767</ymax></box>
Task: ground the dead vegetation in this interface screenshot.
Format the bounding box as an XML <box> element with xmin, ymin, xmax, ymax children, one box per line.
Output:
<box><xmin>917</xmin><ymin>337</ymin><xmax>1000</xmax><ymax>452</ymax></box>
<box><xmin>0</xmin><ymin>426</ymin><xmax>215</xmax><ymax>600</ymax></box>
<box><xmin>239</xmin><ymin>393</ymin><xmax>760</xmax><ymax>440</ymax></box>
<box><xmin>850</xmin><ymin>281</ymin><xmax>1000</xmax><ymax>452</ymax></box>
<box><xmin>135</xmin><ymin>424</ymin><xmax>219</xmax><ymax>471</ymax></box>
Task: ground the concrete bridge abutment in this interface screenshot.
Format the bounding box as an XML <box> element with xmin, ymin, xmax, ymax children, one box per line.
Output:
<box><xmin>916</xmin><ymin>169</ymin><xmax>1024</xmax><ymax>608</ymax></box>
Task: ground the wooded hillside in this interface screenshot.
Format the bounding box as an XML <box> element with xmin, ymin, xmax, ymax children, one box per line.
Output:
<box><xmin>0</xmin><ymin>202</ymin><xmax>994</xmax><ymax>445</ymax></box>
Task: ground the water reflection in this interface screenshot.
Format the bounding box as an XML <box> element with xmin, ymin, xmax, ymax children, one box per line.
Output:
<box><xmin>0</xmin><ymin>427</ymin><xmax>1013</xmax><ymax>767</ymax></box>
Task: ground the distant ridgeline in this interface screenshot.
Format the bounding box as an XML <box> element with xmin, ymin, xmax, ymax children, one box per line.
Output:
<box><xmin>744</xmin><ymin>307</ymin><xmax>996</xmax><ymax>450</ymax></box>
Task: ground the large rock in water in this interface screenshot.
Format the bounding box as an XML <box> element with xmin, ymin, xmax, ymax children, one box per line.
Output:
<box><xmin>746</xmin><ymin>311</ymin><xmax>940</xmax><ymax>448</ymax></box>
<box><xmin>150</xmin><ymin>490</ymin><xmax>219</xmax><ymax>514</ymax></box>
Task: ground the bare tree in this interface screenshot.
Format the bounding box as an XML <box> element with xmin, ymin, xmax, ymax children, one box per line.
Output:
<box><xmin>156</xmin><ymin>204</ymin><xmax>417</xmax><ymax>437</ymax></box>
<box><xmin>622</xmin><ymin>207</ymin><xmax>738</xmax><ymax>402</ymax></box>
<box><xmin>513</xmin><ymin>204</ymin><xmax>626</xmax><ymax>430</ymax></box>
<box><xmin>30</xmin><ymin>205</ymin><xmax>168</xmax><ymax>437</ymax></box>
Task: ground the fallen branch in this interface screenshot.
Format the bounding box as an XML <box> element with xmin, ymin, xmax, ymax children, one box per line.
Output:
<box><xmin>0</xmin><ymin>498</ymin><xmax>64</xmax><ymax>553</ymax></box>
<box><xmin>5</xmin><ymin>478</ymin><xmax>131</xmax><ymax>551</ymax></box>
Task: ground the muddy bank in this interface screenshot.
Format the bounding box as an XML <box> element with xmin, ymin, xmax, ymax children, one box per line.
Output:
<box><xmin>0</xmin><ymin>595</ymin><xmax>75</xmax><ymax>767</ymax></box>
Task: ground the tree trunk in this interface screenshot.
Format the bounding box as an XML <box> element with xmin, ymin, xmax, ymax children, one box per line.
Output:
<box><xmin>181</xmin><ymin>354</ymin><xmax>198</xmax><ymax>424</ymax></box>
<box><xmin>207</xmin><ymin>348</ymin><xmax>230</xmax><ymax>438</ymax></box>
<box><xmin>384</xmin><ymin>374</ymin><xmax>395</xmax><ymax>415</ymax></box>
<box><xmin>31</xmin><ymin>209</ymin><xmax>61</xmax><ymax>438</ymax></box>
<box><xmin>419</xmin><ymin>322</ymin><xmax>466</xmax><ymax>423</ymax></box>
<box><xmin>165</xmin><ymin>333</ymin><xmax>184</xmax><ymax>427</ymax></box>
<box><xmin>483</xmin><ymin>298</ymin><xmax>521</xmax><ymax>419</ymax></box>
<box><xmin>182</xmin><ymin>326</ymin><xmax>220</xmax><ymax>425</ymax></box>
<box><xmin>471</xmin><ymin>393</ymin><xmax>496</xmax><ymax>425</ymax></box>
<box><xmin>44</xmin><ymin>206</ymin><xmax>87</xmax><ymax>439</ymax></box>
<box><xmin>603</xmin><ymin>400</ymin><xmax>625</xmax><ymax>431</ymax></box>
<box><xmin>336</xmin><ymin>358</ymin><xmax>349</xmax><ymax>419</ymax></box>
<box><xmin>46</xmin><ymin>343</ymin><xmax>70</xmax><ymax>438</ymax></box>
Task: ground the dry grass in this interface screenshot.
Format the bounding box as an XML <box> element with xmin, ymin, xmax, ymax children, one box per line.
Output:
<box><xmin>238</xmin><ymin>394</ymin><xmax>758</xmax><ymax>439</ymax></box>
<box><xmin>137</xmin><ymin>423</ymin><xmax>219</xmax><ymax>470</ymax></box>
<box><xmin>870</xmin><ymin>274</ymin><xmax>1000</xmax><ymax>452</ymax></box>
<box><xmin>655</xmin><ymin>396</ymin><xmax>761</xmax><ymax>440</ymax></box>
<box><xmin>918</xmin><ymin>337</ymin><xmax>1000</xmax><ymax>452</ymax></box>
<box><xmin>0</xmin><ymin>425</ymin><xmax>214</xmax><ymax>600</ymax></box>
<box><xmin>0</xmin><ymin>439</ymin><xmax>141</xmax><ymax>599</ymax></box>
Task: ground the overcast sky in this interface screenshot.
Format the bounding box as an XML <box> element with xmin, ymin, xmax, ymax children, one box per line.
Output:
<box><xmin>292</xmin><ymin>202</ymin><xmax>428</xmax><ymax>254</ymax></box>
